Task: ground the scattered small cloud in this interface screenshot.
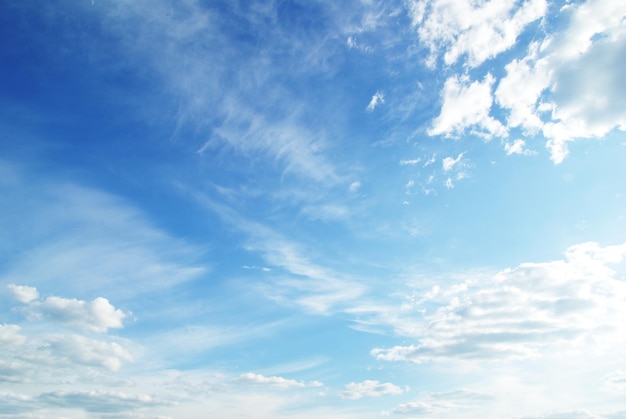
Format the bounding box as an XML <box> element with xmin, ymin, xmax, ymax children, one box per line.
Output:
<box><xmin>505</xmin><ymin>139</ymin><xmax>535</xmax><ymax>155</ymax></box>
<box><xmin>349</xmin><ymin>181</ymin><xmax>362</xmax><ymax>193</ymax></box>
<box><xmin>367</xmin><ymin>91</ymin><xmax>385</xmax><ymax>111</ymax></box>
<box><xmin>442</xmin><ymin>153</ymin><xmax>464</xmax><ymax>171</ymax></box>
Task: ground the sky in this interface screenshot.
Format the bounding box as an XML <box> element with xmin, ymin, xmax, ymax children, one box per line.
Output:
<box><xmin>1</xmin><ymin>0</ymin><xmax>626</xmax><ymax>418</ymax></box>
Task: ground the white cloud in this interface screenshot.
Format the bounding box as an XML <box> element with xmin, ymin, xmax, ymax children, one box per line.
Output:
<box><xmin>0</xmin><ymin>324</ymin><xmax>25</xmax><ymax>346</ymax></box>
<box><xmin>408</xmin><ymin>0</ymin><xmax>547</xmax><ymax>67</ymax></box>
<box><xmin>367</xmin><ymin>91</ymin><xmax>385</xmax><ymax>111</ymax></box>
<box><xmin>45</xmin><ymin>334</ymin><xmax>134</xmax><ymax>372</ymax></box>
<box><xmin>7</xmin><ymin>284</ymin><xmax>39</xmax><ymax>303</ymax></box>
<box><xmin>236</xmin><ymin>373</ymin><xmax>322</xmax><ymax>389</ymax></box>
<box><xmin>442</xmin><ymin>153</ymin><xmax>463</xmax><ymax>171</ymax></box>
<box><xmin>39</xmin><ymin>390</ymin><xmax>174</xmax><ymax>413</ymax></box>
<box><xmin>21</xmin><ymin>293</ymin><xmax>126</xmax><ymax>333</ymax></box>
<box><xmin>372</xmin><ymin>242</ymin><xmax>626</xmax><ymax>363</ymax></box>
<box><xmin>428</xmin><ymin>74</ymin><xmax>507</xmax><ymax>139</ymax></box>
<box><xmin>387</xmin><ymin>389</ymin><xmax>491</xmax><ymax>416</ymax></box>
<box><xmin>0</xmin><ymin>391</ymin><xmax>33</xmax><ymax>415</ymax></box>
<box><xmin>495</xmin><ymin>0</ymin><xmax>626</xmax><ymax>163</ymax></box>
<box><xmin>504</xmin><ymin>139</ymin><xmax>535</xmax><ymax>156</ymax></box>
<box><xmin>338</xmin><ymin>380</ymin><xmax>406</xmax><ymax>399</ymax></box>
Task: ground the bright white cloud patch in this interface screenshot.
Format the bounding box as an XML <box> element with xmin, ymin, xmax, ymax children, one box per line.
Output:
<box><xmin>442</xmin><ymin>153</ymin><xmax>463</xmax><ymax>171</ymax></box>
<box><xmin>372</xmin><ymin>242</ymin><xmax>626</xmax><ymax>363</ymax></box>
<box><xmin>495</xmin><ymin>0</ymin><xmax>626</xmax><ymax>163</ymax></box>
<box><xmin>504</xmin><ymin>139</ymin><xmax>534</xmax><ymax>156</ymax></box>
<box><xmin>338</xmin><ymin>380</ymin><xmax>406</xmax><ymax>399</ymax></box>
<box><xmin>20</xmin><ymin>292</ymin><xmax>126</xmax><ymax>333</ymax></box>
<box><xmin>367</xmin><ymin>91</ymin><xmax>385</xmax><ymax>111</ymax></box>
<box><xmin>7</xmin><ymin>284</ymin><xmax>39</xmax><ymax>303</ymax></box>
<box><xmin>408</xmin><ymin>0</ymin><xmax>547</xmax><ymax>67</ymax></box>
<box><xmin>428</xmin><ymin>74</ymin><xmax>506</xmax><ymax>139</ymax></box>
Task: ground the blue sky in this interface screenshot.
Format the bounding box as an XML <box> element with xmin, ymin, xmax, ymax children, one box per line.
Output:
<box><xmin>1</xmin><ymin>0</ymin><xmax>626</xmax><ymax>417</ymax></box>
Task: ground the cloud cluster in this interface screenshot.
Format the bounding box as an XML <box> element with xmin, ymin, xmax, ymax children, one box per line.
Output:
<box><xmin>424</xmin><ymin>0</ymin><xmax>626</xmax><ymax>162</ymax></box>
<box><xmin>372</xmin><ymin>242</ymin><xmax>626</xmax><ymax>363</ymax></box>
<box><xmin>408</xmin><ymin>0</ymin><xmax>547</xmax><ymax>67</ymax></box>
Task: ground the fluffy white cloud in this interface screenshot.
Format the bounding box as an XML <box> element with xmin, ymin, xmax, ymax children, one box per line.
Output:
<box><xmin>428</xmin><ymin>74</ymin><xmax>507</xmax><ymax>139</ymax></box>
<box><xmin>495</xmin><ymin>0</ymin><xmax>626</xmax><ymax>163</ymax></box>
<box><xmin>408</xmin><ymin>0</ymin><xmax>547</xmax><ymax>67</ymax></box>
<box><xmin>372</xmin><ymin>242</ymin><xmax>626</xmax><ymax>363</ymax></box>
<box><xmin>22</xmin><ymin>293</ymin><xmax>126</xmax><ymax>333</ymax></box>
<box><xmin>338</xmin><ymin>380</ymin><xmax>406</xmax><ymax>400</ymax></box>
<box><xmin>236</xmin><ymin>373</ymin><xmax>322</xmax><ymax>389</ymax></box>
<box><xmin>7</xmin><ymin>284</ymin><xmax>39</xmax><ymax>303</ymax></box>
<box><xmin>45</xmin><ymin>334</ymin><xmax>134</xmax><ymax>372</ymax></box>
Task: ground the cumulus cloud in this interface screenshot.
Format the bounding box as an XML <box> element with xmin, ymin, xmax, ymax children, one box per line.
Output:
<box><xmin>236</xmin><ymin>373</ymin><xmax>322</xmax><ymax>389</ymax></box>
<box><xmin>408</xmin><ymin>0</ymin><xmax>547</xmax><ymax>67</ymax></box>
<box><xmin>21</xmin><ymin>293</ymin><xmax>126</xmax><ymax>333</ymax></box>
<box><xmin>7</xmin><ymin>284</ymin><xmax>39</xmax><ymax>303</ymax></box>
<box><xmin>338</xmin><ymin>380</ymin><xmax>406</xmax><ymax>399</ymax></box>
<box><xmin>495</xmin><ymin>0</ymin><xmax>626</xmax><ymax>163</ymax></box>
<box><xmin>372</xmin><ymin>242</ymin><xmax>626</xmax><ymax>363</ymax></box>
<box><xmin>367</xmin><ymin>91</ymin><xmax>385</xmax><ymax>111</ymax></box>
<box><xmin>428</xmin><ymin>74</ymin><xmax>507</xmax><ymax>139</ymax></box>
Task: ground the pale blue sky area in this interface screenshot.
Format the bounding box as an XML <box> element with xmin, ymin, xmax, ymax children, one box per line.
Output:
<box><xmin>1</xmin><ymin>1</ymin><xmax>626</xmax><ymax>418</ymax></box>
